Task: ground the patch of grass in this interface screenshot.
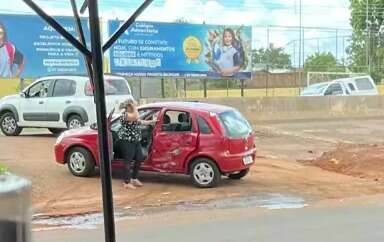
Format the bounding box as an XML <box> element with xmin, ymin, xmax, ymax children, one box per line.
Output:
<box><xmin>0</xmin><ymin>164</ymin><xmax>8</xmax><ymax>174</ymax></box>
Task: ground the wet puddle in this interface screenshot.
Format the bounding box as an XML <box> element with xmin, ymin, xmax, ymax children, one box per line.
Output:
<box><xmin>176</xmin><ymin>193</ymin><xmax>308</xmax><ymax>211</ymax></box>
<box><xmin>32</xmin><ymin>212</ymin><xmax>138</xmax><ymax>231</ymax></box>
<box><xmin>33</xmin><ymin>193</ymin><xmax>307</xmax><ymax>231</ymax></box>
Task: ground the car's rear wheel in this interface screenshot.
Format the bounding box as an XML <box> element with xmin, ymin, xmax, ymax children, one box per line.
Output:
<box><xmin>0</xmin><ymin>112</ymin><xmax>23</xmax><ymax>136</ymax></box>
<box><xmin>67</xmin><ymin>115</ymin><xmax>84</xmax><ymax>129</ymax></box>
<box><xmin>228</xmin><ymin>168</ymin><xmax>250</xmax><ymax>180</ymax></box>
<box><xmin>190</xmin><ymin>158</ymin><xmax>221</xmax><ymax>188</ymax></box>
<box><xmin>66</xmin><ymin>147</ymin><xmax>95</xmax><ymax>177</ymax></box>
<box><xmin>48</xmin><ymin>128</ymin><xmax>63</xmax><ymax>135</ymax></box>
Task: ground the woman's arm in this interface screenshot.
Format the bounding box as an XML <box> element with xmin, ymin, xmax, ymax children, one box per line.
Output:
<box><xmin>139</xmin><ymin>119</ymin><xmax>157</xmax><ymax>125</ymax></box>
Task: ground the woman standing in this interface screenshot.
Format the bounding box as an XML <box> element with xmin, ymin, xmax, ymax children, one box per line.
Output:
<box><xmin>118</xmin><ymin>98</ymin><xmax>155</xmax><ymax>189</ymax></box>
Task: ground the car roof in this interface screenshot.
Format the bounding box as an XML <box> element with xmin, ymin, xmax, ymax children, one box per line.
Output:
<box><xmin>332</xmin><ymin>75</ymin><xmax>371</xmax><ymax>83</ymax></box>
<box><xmin>140</xmin><ymin>101</ymin><xmax>235</xmax><ymax>114</ymax></box>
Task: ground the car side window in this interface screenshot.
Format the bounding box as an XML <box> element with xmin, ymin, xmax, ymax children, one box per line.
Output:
<box><xmin>325</xmin><ymin>83</ymin><xmax>343</xmax><ymax>96</ymax></box>
<box><xmin>27</xmin><ymin>79</ymin><xmax>54</xmax><ymax>98</ymax></box>
<box><xmin>348</xmin><ymin>83</ymin><xmax>356</xmax><ymax>91</ymax></box>
<box><xmin>197</xmin><ymin>116</ymin><xmax>212</xmax><ymax>134</ymax></box>
<box><xmin>161</xmin><ymin>110</ymin><xmax>192</xmax><ymax>132</ymax></box>
<box><xmin>52</xmin><ymin>79</ymin><xmax>76</xmax><ymax>97</ymax></box>
<box><xmin>355</xmin><ymin>78</ymin><xmax>374</xmax><ymax>90</ymax></box>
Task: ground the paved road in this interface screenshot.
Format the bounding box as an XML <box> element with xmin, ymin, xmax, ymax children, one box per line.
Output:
<box><xmin>34</xmin><ymin>202</ymin><xmax>384</xmax><ymax>242</ymax></box>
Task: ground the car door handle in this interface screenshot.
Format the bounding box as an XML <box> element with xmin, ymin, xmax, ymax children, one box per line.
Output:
<box><xmin>39</xmin><ymin>101</ymin><xmax>44</xmax><ymax>104</ymax></box>
<box><xmin>65</xmin><ymin>100</ymin><xmax>71</xmax><ymax>104</ymax></box>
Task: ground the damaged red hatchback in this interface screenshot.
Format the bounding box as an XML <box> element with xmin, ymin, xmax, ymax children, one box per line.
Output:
<box><xmin>54</xmin><ymin>102</ymin><xmax>256</xmax><ymax>188</ymax></box>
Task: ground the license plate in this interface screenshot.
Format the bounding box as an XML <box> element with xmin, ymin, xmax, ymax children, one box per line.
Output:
<box><xmin>243</xmin><ymin>155</ymin><xmax>253</xmax><ymax>165</ymax></box>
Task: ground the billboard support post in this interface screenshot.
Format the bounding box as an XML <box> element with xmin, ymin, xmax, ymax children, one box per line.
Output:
<box><xmin>203</xmin><ymin>79</ymin><xmax>207</xmax><ymax>98</ymax></box>
<box><xmin>184</xmin><ymin>78</ymin><xmax>187</xmax><ymax>98</ymax></box>
<box><xmin>161</xmin><ymin>78</ymin><xmax>165</xmax><ymax>98</ymax></box>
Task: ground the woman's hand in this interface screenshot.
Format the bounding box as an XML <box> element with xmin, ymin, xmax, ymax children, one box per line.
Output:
<box><xmin>140</xmin><ymin>119</ymin><xmax>157</xmax><ymax>126</ymax></box>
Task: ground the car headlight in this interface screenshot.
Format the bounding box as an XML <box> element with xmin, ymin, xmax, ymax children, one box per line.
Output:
<box><xmin>55</xmin><ymin>132</ymin><xmax>66</xmax><ymax>145</ymax></box>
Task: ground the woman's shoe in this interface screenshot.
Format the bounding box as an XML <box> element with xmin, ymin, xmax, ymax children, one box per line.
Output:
<box><xmin>123</xmin><ymin>182</ymin><xmax>136</xmax><ymax>189</ymax></box>
<box><xmin>131</xmin><ymin>179</ymin><xmax>143</xmax><ymax>187</ymax></box>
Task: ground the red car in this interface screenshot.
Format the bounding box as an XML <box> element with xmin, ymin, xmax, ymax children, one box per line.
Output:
<box><xmin>54</xmin><ymin>102</ymin><xmax>256</xmax><ymax>188</ymax></box>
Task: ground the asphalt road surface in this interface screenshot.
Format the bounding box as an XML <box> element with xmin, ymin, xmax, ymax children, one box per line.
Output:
<box><xmin>34</xmin><ymin>200</ymin><xmax>384</xmax><ymax>242</ymax></box>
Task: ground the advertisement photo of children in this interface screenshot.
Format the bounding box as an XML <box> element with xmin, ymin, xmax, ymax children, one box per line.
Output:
<box><xmin>205</xmin><ymin>26</ymin><xmax>251</xmax><ymax>78</ymax></box>
<box><xmin>0</xmin><ymin>22</ymin><xmax>25</xmax><ymax>78</ymax></box>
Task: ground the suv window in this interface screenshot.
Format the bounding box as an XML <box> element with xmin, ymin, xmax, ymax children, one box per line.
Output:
<box><xmin>162</xmin><ymin>111</ymin><xmax>192</xmax><ymax>132</ymax></box>
<box><xmin>53</xmin><ymin>79</ymin><xmax>76</xmax><ymax>97</ymax></box>
<box><xmin>197</xmin><ymin>116</ymin><xmax>212</xmax><ymax>134</ymax></box>
<box><xmin>348</xmin><ymin>83</ymin><xmax>356</xmax><ymax>91</ymax></box>
<box><xmin>325</xmin><ymin>83</ymin><xmax>343</xmax><ymax>95</ymax></box>
<box><xmin>85</xmin><ymin>78</ymin><xmax>131</xmax><ymax>96</ymax></box>
<box><xmin>27</xmin><ymin>79</ymin><xmax>54</xmax><ymax>98</ymax></box>
<box><xmin>355</xmin><ymin>78</ymin><xmax>374</xmax><ymax>90</ymax></box>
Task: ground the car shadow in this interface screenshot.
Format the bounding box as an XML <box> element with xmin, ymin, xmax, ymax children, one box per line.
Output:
<box><xmin>19</xmin><ymin>133</ymin><xmax>56</xmax><ymax>138</ymax></box>
<box><xmin>93</xmin><ymin>168</ymin><xmax>236</xmax><ymax>188</ymax></box>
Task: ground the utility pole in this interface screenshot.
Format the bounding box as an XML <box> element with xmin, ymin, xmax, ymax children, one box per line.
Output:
<box><xmin>366</xmin><ymin>0</ymin><xmax>370</xmax><ymax>73</ymax></box>
<box><xmin>298</xmin><ymin>0</ymin><xmax>303</xmax><ymax>86</ymax></box>
<box><xmin>335</xmin><ymin>29</ymin><xmax>338</xmax><ymax>61</ymax></box>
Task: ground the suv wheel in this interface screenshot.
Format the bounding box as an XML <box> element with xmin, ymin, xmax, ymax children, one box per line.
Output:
<box><xmin>190</xmin><ymin>158</ymin><xmax>221</xmax><ymax>188</ymax></box>
<box><xmin>66</xmin><ymin>147</ymin><xmax>95</xmax><ymax>177</ymax></box>
<box><xmin>48</xmin><ymin>128</ymin><xmax>63</xmax><ymax>135</ymax></box>
<box><xmin>0</xmin><ymin>112</ymin><xmax>23</xmax><ymax>136</ymax></box>
<box><xmin>67</xmin><ymin>115</ymin><xmax>84</xmax><ymax>129</ymax></box>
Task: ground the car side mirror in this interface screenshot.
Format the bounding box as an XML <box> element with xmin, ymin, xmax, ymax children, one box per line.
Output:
<box><xmin>20</xmin><ymin>92</ymin><xmax>26</xmax><ymax>98</ymax></box>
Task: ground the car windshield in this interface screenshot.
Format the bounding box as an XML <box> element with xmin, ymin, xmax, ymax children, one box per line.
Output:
<box><xmin>219</xmin><ymin>110</ymin><xmax>252</xmax><ymax>139</ymax></box>
<box><xmin>85</xmin><ymin>78</ymin><xmax>131</xmax><ymax>96</ymax></box>
<box><xmin>301</xmin><ymin>83</ymin><xmax>329</xmax><ymax>95</ymax></box>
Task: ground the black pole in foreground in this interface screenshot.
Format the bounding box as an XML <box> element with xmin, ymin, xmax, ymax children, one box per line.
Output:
<box><xmin>88</xmin><ymin>1</ymin><xmax>116</xmax><ymax>242</ymax></box>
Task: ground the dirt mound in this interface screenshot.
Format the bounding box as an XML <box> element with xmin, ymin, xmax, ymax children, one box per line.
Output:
<box><xmin>303</xmin><ymin>144</ymin><xmax>384</xmax><ymax>181</ymax></box>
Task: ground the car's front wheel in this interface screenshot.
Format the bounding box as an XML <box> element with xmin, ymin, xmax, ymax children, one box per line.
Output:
<box><xmin>228</xmin><ymin>168</ymin><xmax>250</xmax><ymax>180</ymax></box>
<box><xmin>0</xmin><ymin>112</ymin><xmax>23</xmax><ymax>136</ymax></box>
<box><xmin>190</xmin><ymin>158</ymin><xmax>221</xmax><ymax>188</ymax></box>
<box><xmin>67</xmin><ymin>115</ymin><xmax>84</xmax><ymax>129</ymax></box>
<box><xmin>66</xmin><ymin>147</ymin><xmax>95</xmax><ymax>177</ymax></box>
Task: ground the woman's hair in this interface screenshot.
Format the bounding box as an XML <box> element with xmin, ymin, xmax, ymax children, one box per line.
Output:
<box><xmin>0</xmin><ymin>22</ymin><xmax>8</xmax><ymax>42</ymax></box>
<box><xmin>119</xmin><ymin>98</ymin><xmax>136</xmax><ymax>110</ymax></box>
<box><xmin>222</xmin><ymin>28</ymin><xmax>236</xmax><ymax>46</ymax></box>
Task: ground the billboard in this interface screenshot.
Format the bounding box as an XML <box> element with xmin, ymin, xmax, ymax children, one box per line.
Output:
<box><xmin>109</xmin><ymin>21</ymin><xmax>252</xmax><ymax>79</ymax></box>
<box><xmin>0</xmin><ymin>14</ymin><xmax>89</xmax><ymax>78</ymax></box>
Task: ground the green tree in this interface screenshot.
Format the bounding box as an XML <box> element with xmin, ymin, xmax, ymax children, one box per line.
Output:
<box><xmin>348</xmin><ymin>0</ymin><xmax>384</xmax><ymax>82</ymax></box>
<box><xmin>174</xmin><ymin>17</ymin><xmax>190</xmax><ymax>23</ymax></box>
<box><xmin>252</xmin><ymin>45</ymin><xmax>291</xmax><ymax>69</ymax></box>
<box><xmin>304</xmin><ymin>52</ymin><xmax>344</xmax><ymax>72</ymax></box>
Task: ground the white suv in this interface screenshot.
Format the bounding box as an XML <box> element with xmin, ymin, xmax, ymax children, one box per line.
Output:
<box><xmin>0</xmin><ymin>74</ymin><xmax>133</xmax><ymax>136</ymax></box>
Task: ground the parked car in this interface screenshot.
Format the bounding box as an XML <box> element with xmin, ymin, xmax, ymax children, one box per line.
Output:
<box><xmin>300</xmin><ymin>75</ymin><xmax>379</xmax><ymax>96</ymax></box>
<box><xmin>54</xmin><ymin>102</ymin><xmax>257</xmax><ymax>188</ymax></box>
<box><xmin>0</xmin><ymin>74</ymin><xmax>133</xmax><ymax>136</ymax></box>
